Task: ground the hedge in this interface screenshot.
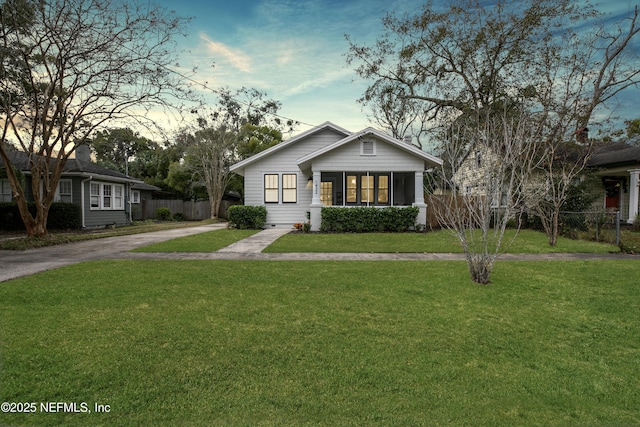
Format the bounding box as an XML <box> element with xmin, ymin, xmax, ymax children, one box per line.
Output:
<box><xmin>320</xmin><ymin>206</ymin><xmax>419</xmax><ymax>232</ymax></box>
<box><xmin>0</xmin><ymin>202</ymin><xmax>82</xmax><ymax>231</ymax></box>
<box><xmin>228</xmin><ymin>205</ymin><xmax>267</xmax><ymax>229</ymax></box>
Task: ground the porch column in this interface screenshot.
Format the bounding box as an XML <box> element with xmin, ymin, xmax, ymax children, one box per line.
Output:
<box><xmin>310</xmin><ymin>170</ymin><xmax>322</xmax><ymax>231</ymax></box>
<box><xmin>413</xmin><ymin>171</ymin><xmax>427</xmax><ymax>229</ymax></box>
<box><xmin>628</xmin><ymin>169</ymin><xmax>640</xmax><ymax>223</ymax></box>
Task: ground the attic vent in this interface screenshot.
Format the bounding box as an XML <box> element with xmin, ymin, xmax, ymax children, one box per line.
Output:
<box><xmin>361</xmin><ymin>140</ymin><xmax>375</xmax><ymax>155</ymax></box>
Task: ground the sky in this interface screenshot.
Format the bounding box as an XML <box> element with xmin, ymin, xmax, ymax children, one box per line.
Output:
<box><xmin>156</xmin><ymin>0</ymin><xmax>639</xmax><ymax>142</ymax></box>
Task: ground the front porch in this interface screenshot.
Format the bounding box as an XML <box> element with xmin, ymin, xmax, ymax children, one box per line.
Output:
<box><xmin>308</xmin><ymin>171</ymin><xmax>427</xmax><ymax>231</ymax></box>
<box><xmin>597</xmin><ymin>169</ymin><xmax>640</xmax><ymax>224</ymax></box>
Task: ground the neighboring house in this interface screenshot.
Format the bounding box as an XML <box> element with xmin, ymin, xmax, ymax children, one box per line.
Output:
<box><xmin>130</xmin><ymin>182</ymin><xmax>161</xmax><ymax>220</ymax></box>
<box><xmin>230</xmin><ymin>121</ymin><xmax>443</xmax><ymax>231</ymax></box>
<box><xmin>0</xmin><ymin>145</ymin><xmax>144</xmax><ymax>228</ymax></box>
<box><xmin>449</xmin><ymin>146</ymin><xmax>512</xmax><ymax>207</ymax></box>
<box><xmin>588</xmin><ymin>142</ymin><xmax>640</xmax><ymax>223</ymax></box>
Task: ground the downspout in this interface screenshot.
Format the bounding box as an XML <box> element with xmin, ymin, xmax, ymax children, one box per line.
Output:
<box><xmin>81</xmin><ymin>176</ymin><xmax>92</xmax><ymax>228</ymax></box>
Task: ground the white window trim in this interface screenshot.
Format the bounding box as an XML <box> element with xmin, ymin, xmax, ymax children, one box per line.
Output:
<box><xmin>131</xmin><ymin>190</ymin><xmax>140</xmax><ymax>204</ymax></box>
<box><xmin>90</xmin><ymin>181</ymin><xmax>125</xmax><ymax>211</ymax></box>
<box><xmin>0</xmin><ymin>179</ymin><xmax>12</xmax><ymax>202</ymax></box>
<box><xmin>55</xmin><ymin>179</ymin><xmax>73</xmax><ymax>203</ymax></box>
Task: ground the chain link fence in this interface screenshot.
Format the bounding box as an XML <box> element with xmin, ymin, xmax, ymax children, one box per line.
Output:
<box><xmin>559</xmin><ymin>210</ymin><xmax>621</xmax><ymax>246</ymax></box>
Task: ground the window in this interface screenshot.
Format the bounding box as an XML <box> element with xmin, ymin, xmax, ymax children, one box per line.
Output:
<box><xmin>282</xmin><ymin>174</ymin><xmax>297</xmax><ymax>203</ymax></box>
<box><xmin>57</xmin><ymin>179</ymin><xmax>72</xmax><ymax>202</ymax></box>
<box><xmin>131</xmin><ymin>190</ymin><xmax>140</xmax><ymax>204</ymax></box>
<box><xmin>103</xmin><ymin>184</ymin><xmax>112</xmax><ymax>208</ymax></box>
<box><xmin>377</xmin><ymin>175</ymin><xmax>389</xmax><ymax>204</ymax></box>
<box><xmin>361</xmin><ymin>140</ymin><xmax>375</xmax><ymax>155</ymax></box>
<box><xmin>346</xmin><ymin>173</ymin><xmax>390</xmax><ymax>205</ymax></box>
<box><xmin>346</xmin><ymin>175</ymin><xmax>357</xmax><ymax>203</ymax></box>
<box><xmin>0</xmin><ymin>179</ymin><xmax>12</xmax><ymax>202</ymax></box>
<box><xmin>90</xmin><ymin>182</ymin><xmax>125</xmax><ymax>210</ymax></box>
<box><xmin>114</xmin><ymin>185</ymin><xmax>123</xmax><ymax>209</ymax></box>
<box><xmin>320</xmin><ymin>181</ymin><xmax>333</xmax><ymax>206</ymax></box>
<box><xmin>264</xmin><ymin>174</ymin><xmax>279</xmax><ymax>203</ymax></box>
<box><xmin>361</xmin><ymin>175</ymin><xmax>374</xmax><ymax>203</ymax></box>
<box><xmin>90</xmin><ymin>183</ymin><xmax>100</xmax><ymax>208</ymax></box>
<box><xmin>475</xmin><ymin>150</ymin><xmax>482</xmax><ymax>168</ymax></box>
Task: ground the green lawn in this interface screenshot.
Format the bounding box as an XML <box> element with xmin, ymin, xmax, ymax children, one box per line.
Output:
<box><xmin>264</xmin><ymin>229</ymin><xmax>620</xmax><ymax>254</ymax></box>
<box><xmin>1</xmin><ymin>260</ymin><xmax>638</xmax><ymax>426</ymax></box>
<box><xmin>131</xmin><ymin>229</ymin><xmax>259</xmax><ymax>252</ymax></box>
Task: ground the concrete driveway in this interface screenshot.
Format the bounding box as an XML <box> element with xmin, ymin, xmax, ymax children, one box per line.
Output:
<box><xmin>0</xmin><ymin>223</ymin><xmax>228</xmax><ymax>282</ymax></box>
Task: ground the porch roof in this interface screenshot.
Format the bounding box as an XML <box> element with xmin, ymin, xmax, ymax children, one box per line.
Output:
<box><xmin>589</xmin><ymin>143</ymin><xmax>640</xmax><ymax>168</ymax></box>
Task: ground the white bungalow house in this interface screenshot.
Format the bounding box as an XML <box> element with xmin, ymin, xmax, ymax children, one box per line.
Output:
<box><xmin>229</xmin><ymin>122</ymin><xmax>443</xmax><ymax>231</ymax></box>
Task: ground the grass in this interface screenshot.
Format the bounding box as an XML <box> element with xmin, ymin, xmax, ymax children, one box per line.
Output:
<box><xmin>131</xmin><ymin>229</ymin><xmax>259</xmax><ymax>252</ymax></box>
<box><xmin>264</xmin><ymin>229</ymin><xmax>620</xmax><ymax>254</ymax></box>
<box><xmin>1</xmin><ymin>260</ymin><xmax>639</xmax><ymax>426</ymax></box>
<box><xmin>0</xmin><ymin>220</ymin><xmax>221</xmax><ymax>251</ymax></box>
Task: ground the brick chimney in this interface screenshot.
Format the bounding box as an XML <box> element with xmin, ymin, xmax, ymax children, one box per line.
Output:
<box><xmin>75</xmin><ymin>144</ymin><xmax>91</xmax><ymax>163</ymax></box>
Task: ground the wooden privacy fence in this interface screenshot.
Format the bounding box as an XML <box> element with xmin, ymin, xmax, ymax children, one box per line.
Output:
<box><xmin>426</xmin><ymin>194</ymin><xmax>478</xmax><ymax>229</ymax></box>
<box><xmin>141</xmin><ymin>200</ymin><xmax>238</xmax><ymax>220</ymax></box>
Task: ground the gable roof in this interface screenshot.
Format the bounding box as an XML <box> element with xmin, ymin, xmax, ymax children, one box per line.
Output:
<box><xmin>229</xmin><ymin>121</ymin><xmax>351</xmax><ymax>175</ymax></box>
<box><xmin>588</xmin><ymin>142</ymin><xmax>640</xmax><ymax>168</ymax></box>
<box><xmin>1</xmin><ymin>151</ymin><xmax>141</xmax><ymax>183</ymax></box>
<box><xmin>230</xmin><ymin>122</ymin><xmax>442</xmax><ymax>175</ymax></box>
<box><xmin>296</xmin><ymin>127</ymin><xmax>443</xmax><ymax>171</ymax></box>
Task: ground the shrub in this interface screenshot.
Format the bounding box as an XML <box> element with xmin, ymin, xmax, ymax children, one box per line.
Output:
<box><xmin>155</xmin><ymin>207</ymin><xmax>172</xmax><ymax>221</ymax></box>
<box><xmin>47</xmin><ymin>202</ymin><xmax>82</xmax><ymax>229</ymax></box>
<box><xmin>228</xmin><ymin>205</ymin><xmax>267</xmax><ymax>229</ymax></box>
<box><xmin>0</xmin><ymin>202</ymin><xmax>81</xmax><ymax>231</ymax></box>
<box><xmin>320</xmin><ymin>206</ymin><xmax>419</xmax><ymax>232</ymax></box>
<box><xmin>172</xmin><ymin>212</ymin><xmax>186</xmax><ymax>221</ymax></box>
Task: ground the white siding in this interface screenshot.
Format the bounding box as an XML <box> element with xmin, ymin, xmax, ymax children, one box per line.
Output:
<box><xmin>312</xmin><ymin>136</ymin><xmax>424</xmax><ymax>171</ymax></box>
<box><xmin>244</xmin><ymin>128</ymin><xmax>342</xmax><ymax>227</ymax></box>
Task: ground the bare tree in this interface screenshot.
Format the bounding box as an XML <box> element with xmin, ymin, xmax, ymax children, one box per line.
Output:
<box><xmin>432</xmin><ymin>107</ymin><xmax>540</xmax><ymax>284</ymax></box>
<box><xmin>347</xmin><ymin>0</ymin><xmax>640</xmax><ymax>246</ymax></box>
<box><xmin>0</xmin><ymin>0</ymin><xmax>191</xmax><ymax>236</ymax></box>
<box><xmin>526</xmin><ymin>6</ymin><xmax>640</xmax><ymax>245</ymax></box>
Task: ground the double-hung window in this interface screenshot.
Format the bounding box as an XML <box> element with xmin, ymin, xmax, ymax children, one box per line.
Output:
<box><xmin>0</xmin><ymin>179</ymin><xmax>12</xmax><ymax>202</ymax></box>
<box><xmin>264</xmin><ymin>173</ymin><xmax>298</xmax><ymax>203</ymax></box>
<box><xmin>282</xmin><ymin>174</ymin><xmax>297</xmax><ymax>203</ymax></box>
<box><xmin>90</xmin><ymin>182</ymin><xmax>125</xmax><ymax>210</ymax></box>
<box><xmin>264</xmin><ymin>174</ymin><xmax>279</xmax><ymax>203</ymax></box>
<box><xmin>57</xmin><ymin>179</ymin><xmax>72</xmax><ymax>202</ymax></box>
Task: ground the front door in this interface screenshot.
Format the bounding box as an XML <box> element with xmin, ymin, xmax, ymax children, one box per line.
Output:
<box><xmin>604</xmin><ymin>178</ymin><xmax>621</xmax><ymax>209</ymax></box>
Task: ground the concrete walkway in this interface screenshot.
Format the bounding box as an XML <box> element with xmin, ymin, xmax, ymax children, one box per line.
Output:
<box><xmin>0</xmin><ymin>225</ymin><xmax>637</xmax><ymax>282</ymax></box>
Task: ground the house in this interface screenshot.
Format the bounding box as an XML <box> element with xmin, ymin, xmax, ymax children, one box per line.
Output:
<box><xmin>229</xmin><ymin>122</ymin><xmax>443</xmax><ymax>231</ymax></box>
<box><xmin>0</xmin><ymin>145</ymin><xmax>144</xmax><ymax>228</ymax></box>
<box><xmin>588</xmin><ymin>142</ymin><xmax>640</xmax><ymax>223</ymax></box>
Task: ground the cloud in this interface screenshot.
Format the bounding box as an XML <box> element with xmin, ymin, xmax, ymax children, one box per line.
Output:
<box><xmin>199</xmin><ymin>33</ymin><xmax>252</xmax><ymax>73</ymax></box>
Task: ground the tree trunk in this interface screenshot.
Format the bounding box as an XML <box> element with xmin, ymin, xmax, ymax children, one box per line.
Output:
<box><xmin>543</xmin><ymin>210</ymin><xmax>559</xmax><ymax>247</ymax></box>
<box><xmin>15</xmin><ymin>199</ymin><xmax>49</xmax><ymax>237</ymax></box>
<box><xmin>466</xmin><ymin>253</ymin><xmax>494</xmax><ymax>285</ymax></box>
<box><xmin>209</xmin><ymin>197</ymin><xmax>220</xmax><ymax>220</ymax></box>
